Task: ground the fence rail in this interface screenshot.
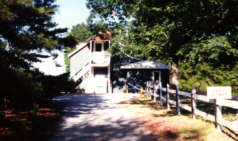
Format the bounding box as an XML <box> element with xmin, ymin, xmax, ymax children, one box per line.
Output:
<box><xmin>146</xmin><ymin>84</ymin><xmax>238</xmax><ymax>132</ymax></box>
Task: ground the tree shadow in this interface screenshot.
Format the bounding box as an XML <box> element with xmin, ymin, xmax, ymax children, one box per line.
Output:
<box><xmin>0</xmin><ymin>94</ymin><xmax>108</xmax><ymax>141</ymax></box>
<box><xmin>51</xmin><ymin>119</ymin><xmax>157</xmax><ymax>141</ymax></box>
<box><xmin>0</xmin><ymin>98</ymin><xmax>63</xmax><ymax>141</ymax></box>
<box><xmin>52</xmin><ymin>95</ymin><xmax>109</xmax><ymax>118</ymax></box>
<box><xmin>49</xmin><ymin>95</ymin><xmax>158</xmax><ymax>141</ymax></box>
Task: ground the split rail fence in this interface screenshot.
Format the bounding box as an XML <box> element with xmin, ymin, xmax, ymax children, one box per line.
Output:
<box><xmin>146</xmin><ymin>84</ymin><xmax>238</xmax><ymax>132</ymax></box>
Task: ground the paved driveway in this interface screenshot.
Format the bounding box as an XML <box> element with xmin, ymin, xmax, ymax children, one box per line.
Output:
<box><xmin>50</xmin><ymin>94</ymin><xmax>155</xmax><ymax>141</ymax></box>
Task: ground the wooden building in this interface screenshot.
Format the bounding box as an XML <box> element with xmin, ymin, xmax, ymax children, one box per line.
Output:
<box><xmin>68</xmin><ymin>35</ymin><xmax>170</xmax><ymax>94</ymax></box>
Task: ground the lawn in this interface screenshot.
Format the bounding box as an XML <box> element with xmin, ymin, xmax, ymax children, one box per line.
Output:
<box><xmin>120</xmin><ymin>97</ymin><xmax>237</xmax><ymax>141</ymax></box>
<box><xmin>167</xmin><ymin>93</ymin><xmax>238</xmax><ymax>121</ymax></box>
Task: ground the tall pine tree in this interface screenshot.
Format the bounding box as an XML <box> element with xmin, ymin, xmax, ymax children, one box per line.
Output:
<box><xmin>0</xmin><ymin>0</ymin><xmax>76</xmax><ymax>107</ymax></box>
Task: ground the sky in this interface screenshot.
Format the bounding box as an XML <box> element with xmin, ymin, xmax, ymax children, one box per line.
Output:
<box><xmin>34</xmin><ymin>0</ymin><xmax>90</xmax><ymax>75</ymax></box>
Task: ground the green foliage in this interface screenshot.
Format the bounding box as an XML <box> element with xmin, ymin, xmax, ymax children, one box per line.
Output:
<box><xmin>87</xmin><ymin>0</ymin><xmax>238</xmax><ymax>62</ymax></box>
<box><xmin>35</xmin><ymin>73</ymin><xmax>77</xmax><ymax>99</ymax></box>
<box><xmin>87</xmin><ymin>21</ymin><xmax>111</xmax><ymax>36</ymax></box>
<box><xmin>0</xmin><ymin>67</ymin><xmax>43</xmax><ymax>108</ymax></box>
<box><xmin>177</xmin><ymin>36</ymin><xmax>237</xmax><ymax>66</ymax></box>
<box><xmin>68</xmin><ymin>23</ymin><xmax>92</xmax><ymax>42</ymax></box>
<box><xmin>179</xmin><ymin>62</ymin><xmax>238</xmax><ymax>92</ymax></box>
<box><xmin>64</xmin><ymin>47</ymin><xmax>72</xmax><ymax>73</ymax></box>
<box><xmin>1</xmin><ymin>66</ymin><xmax>77</xmax><ymax>109</ymax></box>
<box><xmin>87</xmin><ymin>0</ymin><xmax>238</xmax><ymax>92</ymax></box>
<box><xmin>0</xmin><ymin>0</ymin><xmax>77</xmax><ymax>109</ymax></box>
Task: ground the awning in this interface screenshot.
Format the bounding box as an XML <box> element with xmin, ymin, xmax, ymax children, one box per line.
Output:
<box><xmin>120</xmin><ymin>60</ymin><xmax>170</xmax><ymax>70</ymax></box>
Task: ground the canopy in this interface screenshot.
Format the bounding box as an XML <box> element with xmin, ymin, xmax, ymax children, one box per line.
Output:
<box><xmin>120</xmin><ymin>60</ymin><xmax>170</xmax><ymax>70</ymax></box>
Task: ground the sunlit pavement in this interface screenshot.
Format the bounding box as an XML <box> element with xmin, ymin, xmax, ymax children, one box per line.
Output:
<box><xmin>50</xmin><ymin>94</ymin><xmax>155</xmax><ymax>141</ymax></box>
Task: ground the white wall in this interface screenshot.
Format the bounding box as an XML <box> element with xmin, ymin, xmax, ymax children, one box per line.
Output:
<box><xmin>69</xmin><ymin>45</ymin><xmax>90</xmax><ymax>80</ymax></box>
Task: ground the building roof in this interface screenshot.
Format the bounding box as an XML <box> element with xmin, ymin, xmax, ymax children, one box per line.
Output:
<box><xmin>68</xmin><ymin>42</ymin><xmax>87</xmax><ymax>58</ymax></box>
<box><xmin>86</xmin><ymin>32</ymin><xmax>111</xmax><ymax>43</ymax></box>
<box><xmin>120</xmin><ymin>60</ymin><xmax>170</xmax><ymax>70</ymax></box>
<box><xmin>68</xmin><ymin>33</ymin><xmax>111</xmax><ymax>59</ymax></box>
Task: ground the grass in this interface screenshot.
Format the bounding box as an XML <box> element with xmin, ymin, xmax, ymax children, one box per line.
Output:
<box><xmin>167</xmin><ymin>93</ymin><xmax>238</xmax><ymax>121</ymax></box>
<box><xmin>124</xmin><ymin>96</ymin><xmax>236</xmax><ymax>141</ymax></box>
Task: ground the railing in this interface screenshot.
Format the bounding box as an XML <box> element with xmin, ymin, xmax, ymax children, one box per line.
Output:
<box><xmin>146</xmin><ymin>84</ymin><xmax>238</xmax><ymax>132</ymax></box>
<box><xmin>91</xmin><ymin>51</ymin><xmax>111</xmax><ymax>65</ymax></box>
<box><xmin>72</xmin><ymin>62</ymin><xmax>90</xmax><ymax>81</ymax></box>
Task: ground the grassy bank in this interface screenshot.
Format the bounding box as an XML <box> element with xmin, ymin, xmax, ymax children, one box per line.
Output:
<box><xmin>121</xmin><ymin>97</ymin><xmax>236</xmax><ymax>141</ymax></box>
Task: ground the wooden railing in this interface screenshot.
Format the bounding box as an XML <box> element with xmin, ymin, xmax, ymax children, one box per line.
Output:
<box><xmin>146</xmin><ymin>84</ymin><xmax>238</xmax><ymax>132</ymax></box>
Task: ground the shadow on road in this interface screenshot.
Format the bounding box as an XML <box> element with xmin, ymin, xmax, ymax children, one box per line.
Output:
<box><xmin>52</xmin><ymin>119</ymin><xmax>155</xmax><ymax>141</ymax></box>
<box><xmin>50</xmin><ymin>94</ymin><xmax>156</xmax><ymax>141</ymax></box>
<box><xmin>53</xmin><ymin>95</ymin><xmax>107</xmax><ymax>117</ymax></box>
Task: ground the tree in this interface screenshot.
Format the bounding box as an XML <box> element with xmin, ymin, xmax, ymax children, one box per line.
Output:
<box><xmin>0</xmin><ymin>0</ymin><xmax>76</xmax><ymax>107</ymax></box>
<box><xmin>87</xmin><ymin>0</ymin><xmax>238</xmax><ymax>63</ymax></box>
<box><xmin>68</xmin><ymin>23</ymin><xmax>92</xmax><ymax>42</ymax></box>
<box><xmin>87</xmin><ymin>0</ymin><xmax>238</xmax><ymax>91</ymax></box>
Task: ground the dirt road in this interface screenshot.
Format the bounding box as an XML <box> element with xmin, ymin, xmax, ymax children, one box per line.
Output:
<box><xmin>49</xmin><ymin>94</ymin><xmax>234</xmax><ymax>141</ymax></box>
<box><xmin>49</xmin><ymin>94</ymin><xmax>156</xmax><ymax>141</ymax></box>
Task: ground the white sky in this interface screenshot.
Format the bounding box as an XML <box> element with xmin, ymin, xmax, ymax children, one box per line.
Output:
<box><xmin>34</xmin><ymin>0</ymin><xmax>90</xmax><ymax>75</ymax></box>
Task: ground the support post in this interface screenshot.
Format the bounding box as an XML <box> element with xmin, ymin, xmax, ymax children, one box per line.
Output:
<box><xmin>159</xmin><ymin>71</ymin><xmax>162</xmax><ymax>106</ymax></box>
<box><xmin>140</xmin><ymin>87</ymin><xmax>143</xmax><ymax>98</ymax></box>
<box><xmin>215</xmin><ymin>99</ymin><xmax>222</xmax><ymax>131</ymax></box>
<box><xmin>108</xmin><ymin>65</ymin><xmax>111</xmax><ymax>94</ymax></box>
<box><xmin>166</xmin><ymin>84</ymin><xmax>170</xmax><ymax>110</ymax></box>
<box><xmin>176</xmin><ymin>85</ymin><xmax>181</xmax><ymax>115</ymax></box>
<box><xmin>153</xmin><ymin>71</ymin><xmax>156</xmax><ymax>102</ymax></box>
<box><xmin>159</xmin><ymin>83</ymin><xmax>163</xmax><ymax>106</ymax></box>
<box><xmin>146</xmin><ymin>82</ymin><xmax>149</xmax><ymax>98</ymax></box>
<box><xmin>191</xmin><ymin>87</ymin><xmax>196</xmax><ymax>119</ymax></box>
<box><xmin>126</xmin><ymin>71</ymin><xmax>129</xmax><ymax>94</ymax></box>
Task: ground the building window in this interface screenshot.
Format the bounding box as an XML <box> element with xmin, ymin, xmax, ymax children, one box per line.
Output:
<box><xmin>94</xmin><ymin>68</ymin><xmax>108</xmax><ymax>77</ymax></box>
<box><xmin>95</xmin><ymin>43</ymin><xmax>102</xmax><ymax>52</ymax></box>
<box><xmin>104</xmin><ymin>41</ymin><xmax>109</xmax><ymax>50</ymax></box>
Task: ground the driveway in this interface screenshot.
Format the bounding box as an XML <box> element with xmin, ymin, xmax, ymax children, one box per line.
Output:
<box><xmin>49</xmin><ymin>94</ymin><xmax>156</xmax><ymax>141</ymax></box>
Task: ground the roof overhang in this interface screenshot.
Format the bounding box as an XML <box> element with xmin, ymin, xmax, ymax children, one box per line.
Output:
<box><xmin>120</xmin><ymin>60</ymin><xmax>170</xmax><ymax>70</ymax></box>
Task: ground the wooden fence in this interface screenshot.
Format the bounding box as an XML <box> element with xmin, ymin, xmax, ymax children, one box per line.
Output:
<box><xmin>146</xmin><ymin>84</ymin><xmax>238</xmax><ymax>132</ymax></box>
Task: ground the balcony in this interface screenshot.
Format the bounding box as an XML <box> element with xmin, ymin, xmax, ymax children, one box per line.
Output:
<box><xmin>91</xmin><ymin>51</ymin><xmax>111</xmax><ymax>66</ymax></box>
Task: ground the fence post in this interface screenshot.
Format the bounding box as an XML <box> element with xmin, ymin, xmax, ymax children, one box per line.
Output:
<box><xmin>191</xmin><ymin>87</ymin><xmax>196</xmax><ymax>119</ymax></box>
<box><xmin>166</xmin><ymin>84</ymin><xmax>170</xmax><ymax>110</ymax></box>
<box><xmin>149</xmin><ymin>87</ymin><xmax>152</xmax><ymax>100</ymax></box>
<box><xmin>150</xmin><ymin>87</ymin><xmax>153</xmax><ymax>100</ymax></box>
<box><xmin>146</xmin><ymin>86</ymin><xmax>149</xmax><ymax>98</ymax></box>
<box><xmin>159</xmin><ymin>83</ymin><xmax>163</xmax><ymax>106</ymax></box>
<box><xmin>215</xmin><ymin>99</ymin><xmax>222</xmax><ymax>131</ymax></box>
<box><xmin>145</xmin><ymin>86</ymin><xmax>147</xmax><ymax>97</ymax></box>
<box><xmin>176</xmin><ymin>85</ymin><xmax>181</xmax><ymax>115</ymax></box>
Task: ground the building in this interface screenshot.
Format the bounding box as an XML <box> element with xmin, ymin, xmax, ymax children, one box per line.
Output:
<box><xmin>68</xmin><ymin>34</ymin><xmax>170</xmax><ymax>94</ymax></box>
<box><xmin>110</xmin><ymin>55</ymin><xmax>170</xmax><ymax>93</ymax></box>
